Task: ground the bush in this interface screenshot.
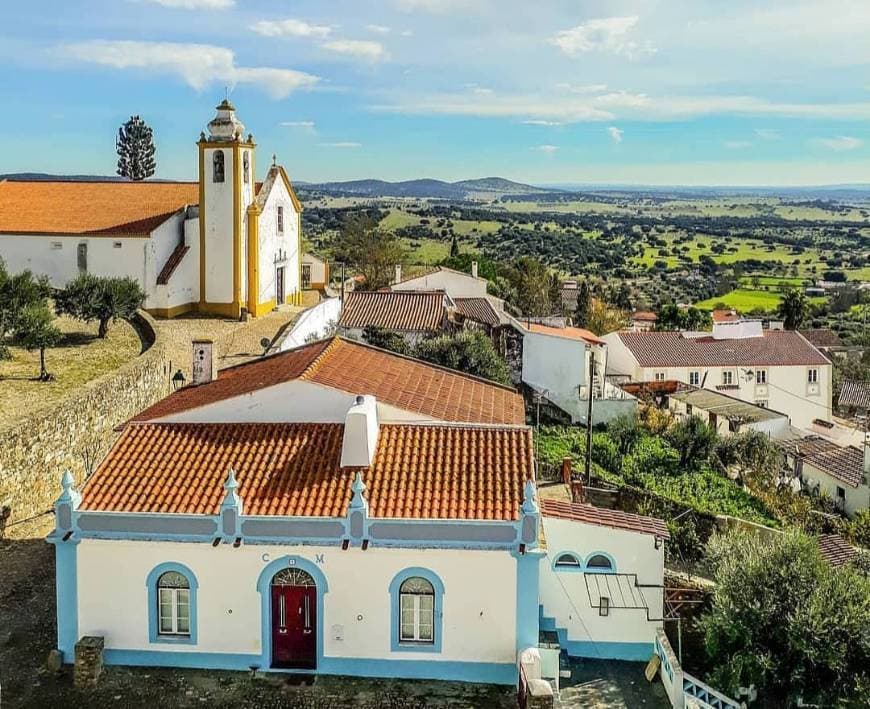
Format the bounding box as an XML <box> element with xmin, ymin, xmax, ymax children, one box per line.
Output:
<box><xmin>414</xmin><ymin>330</ymin><xmax>511</xmax><ymax>385</ymax></box>
<box><xmin>361</xmin><ymin>325</ymin><xmax>412</xmax><ymax>356</ymax></box>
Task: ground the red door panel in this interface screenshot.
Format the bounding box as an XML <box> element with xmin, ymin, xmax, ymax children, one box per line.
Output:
<box><xmin>271</xmin><ymin>585</ymin><xmax>316</xmax><ymax>669</ymax></box>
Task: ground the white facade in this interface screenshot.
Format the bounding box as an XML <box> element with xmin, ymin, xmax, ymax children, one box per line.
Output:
<box><xmin>75</xmin><ymin>539</ymin><xmax>518</xmax><ymax>668</ymax></box>
<box><xmin>802</xmin><ymin>463</ymin><xmax>870</xmax><ymax>518</ymax></box>
<box><xmin>539</xmin><ymin>515</ymin><xmax>664</xmax><ymax>659</ymax></box>
<box><xmin>603</xmin><ymin>333</ymin><xmax>833</xmax><ymax>431</ymax></box>
<box><xmin>392</xmin><ymin>267</ymin><xmax>487</xmax><ymax>298</ymax></box>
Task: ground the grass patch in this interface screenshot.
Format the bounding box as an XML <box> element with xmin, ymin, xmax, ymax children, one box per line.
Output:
<box><xmin>695</xmin><ymin>288</ymin><xmax>827</xmax><ymax>312</ymax></box>
<box><xmin>0</xmin><ymin>313</ymin><xmax>140</xmax><ymax>425</ymax></box>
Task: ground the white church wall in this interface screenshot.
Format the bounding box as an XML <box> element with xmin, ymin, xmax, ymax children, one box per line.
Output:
<box><xmin>257</xmin><ymin>175</ymin><xmax>301</xmax><ymax>305</ymax></box>
<box><xmin>153</xmin><ymin>380</ymin><xmax>437</xmax><ymax>425</ymax></box>
<box><xmin>539</xmin><ymin>516</ymin><xmax>664</xmax><ymax>658</ymax></box>
<box><xmin>202</xmin><ymin>147</ymin><xmax>235</xmax><ymax>304</ymax></box>
<box><xmin>76</xmin><ymin>538</ymin><xmax>518</xmax><ymax>665</ymax></box>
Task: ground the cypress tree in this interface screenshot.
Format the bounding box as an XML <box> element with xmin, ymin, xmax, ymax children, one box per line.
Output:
<box><xmin>116</xmin><ymin>115</ymin><xmax>157</xmax><ymax>181</ymax></box>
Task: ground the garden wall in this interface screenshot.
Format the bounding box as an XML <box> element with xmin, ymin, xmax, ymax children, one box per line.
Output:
<box><xmin>0</xmin><ymin>311</ymin><xmax>170</xmax><ymax>533</ymax></box>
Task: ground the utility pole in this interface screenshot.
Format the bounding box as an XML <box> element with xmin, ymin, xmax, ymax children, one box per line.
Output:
<box><xmin>584</xmin><ymin>349</ymin><xmax>595</xmax><ymax>485</ymax></box>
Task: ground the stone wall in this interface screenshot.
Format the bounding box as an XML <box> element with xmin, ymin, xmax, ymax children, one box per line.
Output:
<box><xmin>0</xmin><ymin>311</ymin><xmax>170</xmax><ymax>530</ymax></box>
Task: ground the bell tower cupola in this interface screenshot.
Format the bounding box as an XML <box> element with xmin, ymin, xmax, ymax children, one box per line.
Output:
<box><xmin>197</xmin><ymin>99</ymin><xmax>257</xmax><ymax>318</ymax></box>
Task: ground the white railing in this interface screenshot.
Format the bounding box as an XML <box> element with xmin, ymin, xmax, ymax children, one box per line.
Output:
<box><xmin>655</xmin><ymin>630</ymin><xmax>743</xmax><ymax>709</ymax></box>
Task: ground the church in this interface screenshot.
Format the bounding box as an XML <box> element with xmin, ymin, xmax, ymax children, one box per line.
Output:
<box><xmin>0</xmin><ymin>100</ymin><xmax>302</xmax><ymax>318</ymax></box>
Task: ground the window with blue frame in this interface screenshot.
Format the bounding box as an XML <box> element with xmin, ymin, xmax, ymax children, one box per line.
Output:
<box><xmin>146</xmin><ymin>563</ymin><xmax>198</xmax><ymax>644</ymax></box>
<box><xmin>585</xmin><ymin>554</ymin><xmax>615</xmax><ymax>573</ymax></box>
<box><xmin>554</xmin><ymin>552</ymin><xmax>582</xmax><ymax>569</ymax></box>
<box><xmin>389</xmin><ymin>568</ymin><xmax>444</xmax><ymax>653</ymax></box>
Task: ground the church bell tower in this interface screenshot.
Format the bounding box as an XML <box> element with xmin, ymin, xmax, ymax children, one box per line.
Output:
<box><xmin>197</xmin><ymin>99</ymin><xmax>256</xmax><ymax>318</ymax></box>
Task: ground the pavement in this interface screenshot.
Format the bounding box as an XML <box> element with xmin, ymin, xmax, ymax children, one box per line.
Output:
<box><xmin>554</xmin><ymin>658</ymin><xmax>670</xmax><ymax>709</ymax></box>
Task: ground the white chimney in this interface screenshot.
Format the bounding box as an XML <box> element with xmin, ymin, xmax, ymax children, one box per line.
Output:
<box><xmin>340</xmin><ymin>395</ymin><xmax>379</xmax><ymax>468</ymax></box>
<box><xmin>471</xmin><ymin>260</ymin><xmax>479</xmax><ymax>279</ymax></box>
<box><xmin>394</xmin><ymin>264</ymin><xmax>402</xmax><ymax>284</ymax></box>
<box><xmin>712</xmin><ymin>320</ymin><xmax>763</xmax><ymax>340</ymax></box>
<box><xmin>191</xmin><ymin>340</ymin><xmax>217</xmax><ymax>385</ymax></box>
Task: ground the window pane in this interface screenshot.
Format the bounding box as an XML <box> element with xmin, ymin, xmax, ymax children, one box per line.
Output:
<box><xmin>177</xmin><ymin>615</ymin><xmax>190</xmax><ymax>634</ymax></box>
<box><xmin>400</xmin><ymin>623</ymin><xmax>415</xmax><ymax>640</ymax></box>
<box><xmin>419</xmin><ymin>595</ymin><xmax>433</xmax><ymax>612</ymax></box>
<box><xmin>158</xmin><ymin>571</ymin><xmax>189</xmax><ymax>589</ymax></box>
<box><xmin>400</xmin><ymin>577</ymin><xmax>434</xmax><ymax>595</ymax></box>
<box><xmin>418</xmin><ymin>624</ymin><xmax>433</xmax><ymax>641</ymax></box>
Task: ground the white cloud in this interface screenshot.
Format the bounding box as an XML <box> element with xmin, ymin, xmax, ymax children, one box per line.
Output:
<box><xmin>724</xmin><ymin>140</ymin><xmax>753</xmax><ymax>149</ymax></box>
<box><xmin>366</xmin><ymin>24</ymin><xmax>392</xmax><ymax>34</ymax></box>
<box><xmin>550</xmin><ymin>16</ymin><xmax>655</xmax><ymax>59</ymax></box>
<box><xmin>60</xmin><ymin>40</ymin><xmax>318</xmax><ymax>98</ymax></box>
<box><xmin>281</xmin><ymin>121</ymin><xmax>315</xmax><ymax>128</ymax></box>
<box><xmin>556</xmin><ymin>83</ymin><xmax>609</xmax><ymax>95</ymax></box>
<box><xmin>318</xmin><ymin>141</ymin><xmax>362</xmax><ymax>148</ymax></box>
<box><xmin>321</xmin><ymin>39</ymin><xmax>388</xmax><ymax>61</ymax></box>
<box><xmin>814</xmin><ymin>135</ymin><xmax>863</xmax><ymax>151</ymax></box>
<box><xmin>251</xmin><ymin>19</ymin><xmax>332</xmax><ymax>39</ymax></box>
<box><xmin>523</xmin><ymin>120</ymin><xmax>562</xmax><ymax>126</ymax></box>
<box><xmin>395</xmin><ymin>0</ymin><xmax>479</xmax><ymax>12</ymax></box>
<box><xmin>754</xmin><ymin>128</ymin><xmax>782</xmax><ymax>140</ymax></box>
<box><xmin>535</xmin><ymin>144</ymin><xmax>559</xmax><ymax>153</ymax></box>
<box><xmin>142</xmin><ymin>0</ymin><xmax>233</xmax><ymax>8</ymax></box>
<box><xmin>472</xmin><ymin>87</ymin><xmax>493</xmax><ymax>95</ymax></box>
<box><xmin>607</xmin><ymin>126</ymin><xmax>624</xmax><ymax>143</ymax></box>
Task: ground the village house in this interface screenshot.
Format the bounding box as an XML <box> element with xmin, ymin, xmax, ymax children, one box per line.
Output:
<box><xmin>602</xmin><ymin>320</ymin><xmax>833</xmax><ymax>431</ymax></box>
<box><xmin>301</xmin><ymin>252</ymin><xmax>330</xmax><ymax>291</ymax></box>
<box><xmin>48</xmin><ymin>336</ymin><xmax>669</xmax><ymax>688</ymax></box>
<box><xmin>0</xmin><ymin>100</ymin><xmax>303</xmax><ymax>318</ymax></box>
<box><xmin>629</xmin><ymin>311</ymin><xmax>657</xmax><ymax>332</ymax></box>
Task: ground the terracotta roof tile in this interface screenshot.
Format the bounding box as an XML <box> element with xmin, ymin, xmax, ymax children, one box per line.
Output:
<box><xmin>540</xmin><ymin>498</ymin><xmax>670</xmax><ymax>539</ymax></box>
<box><xmin>617</xmin><ymin>330</ymin><xmax>830</xmax><ymax>367</ymax></box>
<box><xmin>339</xmin><ymin>290</ymin><xmax>446</xmax><ymax>332</ymax></box>
<box><xmin>631</xmin><ymin>311</ymin><xmax>658</xmax><ymax>322</ymax></box>
<box><xmin>133</xmin><ymin>337</ymin><xmax>525</xmax><ymax>425</ymax></box>
<box><xmin>0</xmin><ymin>180</ymin><xmax>198</xmax><ymax>236</ymax></box>
<box><xmin>804</xmin><ymin>443</ymin><xmax>866</xmax><ymax>488</ymax></box>
<box><xmin>800</xmin><ymin>329</ymin><xmax>843</xmax><ymax>348</ymax></box>
<box><xmin>817</xmin><ymin>534</ymin><xmax>859</xmax><ymax>567</ymax></box>
<box><xmin>711</xmin><ymin>309</ymin><xmax>740</xmax><ymax>323</ymax></box>
<box><xmin>454</xmin><ymin>298</ymin><xmax>501</xmax><ymax>328</ymax></box>
<box><xmin>80</xmin><ymin>421</ymin><xmax>532</xmax><ymax>520</ymax></box>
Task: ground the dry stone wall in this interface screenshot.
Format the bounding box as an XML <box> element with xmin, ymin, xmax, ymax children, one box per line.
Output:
<box><xmin>0</xmin><ymin>311</ymin><xmax>170</xmax><ymax>530</ymax></box>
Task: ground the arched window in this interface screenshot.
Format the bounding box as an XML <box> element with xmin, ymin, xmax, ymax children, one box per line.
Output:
<box><xmin>271</xmin><ymin>568</ymin><xmax>315</xmax><ymax>586</ymax></box>
<box><xmin>586</xmin><ymin>554</ymin><xmax>614</xmax><ymax>572</ymax></box>
<box><xmin>389</xmin><ymin>568</ymin><xmax>444</xmax><ymax>653</ymax></box>
<box><xmin>243</xmin><ymin>152</ymin><xmax>250</xmax><ymax>184</ymax></box>
<box><xmin>158</xmin><ymin>571</ymin><xmax>190</xmax><ymax>636</ymax></box>
<box><xmin>554</xmin><ymin>552</ymin><xmax>582</xmax><ymax>569</ymax></box>
<box><xmin>399</xmin><ymin>577</ymin><xmax>434</xmax><ymax>643</ymax></box>
<box><xmin>213</xmin><ymin>150</ymin><xmax>225</xmax><ymax>183</ymax></box>
<box><xmin>146</xmin><ymin>562</ymin><xmax>198</xmax><ymax>644</ymax></box>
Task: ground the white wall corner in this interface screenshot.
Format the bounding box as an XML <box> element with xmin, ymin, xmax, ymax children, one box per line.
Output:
<box><xmin>340</xmin><ymin>394</ymin><xmax>379</xmax><ymax>468</ymax></box>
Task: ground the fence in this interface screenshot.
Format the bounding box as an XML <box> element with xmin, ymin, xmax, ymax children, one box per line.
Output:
<box><xmin>655</xmin><ymin>629</ymin><xmax>743</xmax><ymax>709</ymax></box>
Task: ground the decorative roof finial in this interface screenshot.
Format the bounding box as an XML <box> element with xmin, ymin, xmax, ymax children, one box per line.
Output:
<box><xmin>221</xmin><ymin>468</ymin><xmax>242</xmax><ymax>512</ymax></box>
<box><xmin>56</xmin><ymin>469</ymin><xmax>81</xmax><ymax>507</ymax></box>
<box><xmin>521</xmin><ymin>479</ymin><xmax>539</xmax><ymax>516</ymax></box>
<box><xmin>272</xmin><ymin>153</ymin><xmax>277</xmax><ymax>167</ymax></box>
<box><xmin>349</xmin><ymin>472</ymin><xmax>367</xmax><ymax>510</ymax></box>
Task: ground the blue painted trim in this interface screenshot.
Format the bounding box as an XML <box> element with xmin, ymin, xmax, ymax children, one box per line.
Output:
<box><xmin>54</xmin><ymin>541</ymin><xmax>78</xmax><ymax>661</ymax></box>
<box><xmin>145</xmin><ymin>562</ymin><xmax>199</xmax><ymax>645</ymax></box>
<box><xmin>256</xmin><ymin>555</ymin><xmax>329</xmax><ymax>669</ymax></box>
<box><xmin>539</xmin><ymin>607</ymin><xmax>652</xmax><ymax>661</ymax></box>
<box><xmin>515</xmin><ymin>551</ymin><xmax>541</xmax><ymax>651</ymax></box>
<box><xmin>102</xmin><ymin>649</ymin><xmax>516</xmax><ymax>684</ymax></box>
<box><xmin>388</xmin><ymin>567</ymin><xmax>444</xmax><ymax>653</ymax></box>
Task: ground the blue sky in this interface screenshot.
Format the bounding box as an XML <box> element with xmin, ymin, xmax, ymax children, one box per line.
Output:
<box><xmin>2</xmin><ymin>0</ymin><xmax>870</xmax><ymax>185</ymax></box>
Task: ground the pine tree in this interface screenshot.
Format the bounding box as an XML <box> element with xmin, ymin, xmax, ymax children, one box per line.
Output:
<box><xmin>575</xmin><ymin>279</ymin><xmax>591</xmax><ymax>327</ymax></box>
<box><xmin>449</xmin><ymin>233</ymin><xmax>460</xmax><ymax>258</ymax></box>
<box><xmin>116</xmin><ymin>115</ymin><xmax>157</xmax><ymax>181</ymax></box>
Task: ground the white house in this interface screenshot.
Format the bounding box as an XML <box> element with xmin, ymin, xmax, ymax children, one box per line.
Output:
<box><xmin>391</xmin><ymin>264</ymin><xmax>487</xmax><ymax>299</ymax></box>
<box><xmin>48</xmin><ymin>336</ymin><xmax>668</xmax><ymax>685</ymax></box>
<box><xmin>514</xmin><ymin>321</ymin><xmax>636</xmax><ymax>425</ymax></box>
<box><xmin>0</xmin><ymin>100</ymin><xmax>302</xmax><ymax>319</ymax></box>
<box><xmin>603</xmin><ymin>320</ymin><xmax>832</xmax><ymax>431</ymax></box>
<box><xmin>667</xmin><ymin>385</ymin><xmax>791</xmax><ymax>440</ymax></box>
<box><xmin>782</xmin><ymin>435</ymin><xmax>870</xmax><ymax>518</ymax></box>
<box><xmin>302</xmin><ymin>252</ymin><xmax>330</xmax><ymax>290</ymax></box>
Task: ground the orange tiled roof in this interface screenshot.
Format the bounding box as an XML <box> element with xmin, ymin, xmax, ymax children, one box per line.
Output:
<box><xmin>711</xmin><ymin>309</ymin><xmax>740</xmax><ymax>323</ymax></box>
<box><xmin>455</xmin><ymin>297</ymin><xmax>501</xmax><ymax>328</ymax></box>
<box><xmin>339</xmin><ymin>290</ymin><xmax>446</xmax><ymax>332</ymax></box>
<box><xmin>79</xmin><ymin>421</ymin><xmax>532</xmax><ymax>520</ymax></box>
<box><xmin>0</xmin><ymin>180</ymin><xmax>199</xmax><ymax>236</ymax></box>
<box><xmin>541</xmin><ymin>499</ymin><xmax>670</xmax><ymax>539</ymax></box>
<box><xmin>133</xmin><ymin>337</ymin><xmax>525</xmax><ymax>425</ymax></box>
<box><xmin>526</xmin><ymin>323</ymin><xmax>605</xmax><ymax>346</ymax></box>
<box><xmin>817</xmin><ymin>534</ymin><xmax>859</xmax><ymax>567</ymax></box>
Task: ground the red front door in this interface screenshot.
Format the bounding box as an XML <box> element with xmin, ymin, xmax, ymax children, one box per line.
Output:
<box><xmin>271</xmin><ymin>584</ymin><xmax>316</xmax><ymax>669</ymax></box>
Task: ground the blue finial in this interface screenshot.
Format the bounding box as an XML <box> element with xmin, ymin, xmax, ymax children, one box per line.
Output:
<box><xmin>521</xmin><ymin>479</ymin><xmax>539</xmax><ymax>516</ymax></box>
<box><xmin>349</xmin><ymin>472</ymin><xmax>367</xmax><ymax>510</ymax></box>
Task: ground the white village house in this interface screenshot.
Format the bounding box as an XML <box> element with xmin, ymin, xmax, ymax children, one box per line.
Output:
<box><xmin>603</xmin><ymin>320</ymin><xmax>833</xmax><ymax>432</ymax></box>
<box><xmin>0</xmin><ymin>100</ymin><xmax>303</xmax><ymax>318</ymax></box>
<box><xmin>48</xmin><ymin>337</ymin><xmax>669</xmax><ymax>685</ymax></box>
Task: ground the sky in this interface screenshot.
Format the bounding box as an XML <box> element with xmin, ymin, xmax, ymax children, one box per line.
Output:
<box><xmin>2</xmin><ymin>0</ymin><xmax>870</xmax><ymax>186</ymax></box>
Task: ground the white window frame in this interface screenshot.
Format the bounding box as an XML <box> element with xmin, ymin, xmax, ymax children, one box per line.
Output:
<box><xmin>277</xmin><ymin>205</ymin><xmax>285</xmax><ymax>234</ymax></box>
<box><xmin>722</xmin><ymin>370</ymin><xmax>734</xmax><ymax>386</ymax></box>
<box><xmin>807</xmin><ymin>368</ymin><xmax>819</xmax><ymax>384</ymax></box>
<box><xmin>688</xmin><ymin>370</ymin><xmax>701</xmax><ymax>387</ymax></box>
<box><xmin>654</xmin><ymin>371</ymin><xmax>666</xmax><ymax>382</ymax></box>
<box><xmin>755</xmin><ymin>369</ymin><xmax>767</xmax><ymax>384</ymax></box>
<box><xmin>399</xmin><ymin>591</ymin><xmax>434</xmax><ymax>643</ymax></box>
<box><xmin>158</xmin><ymin>586</ymin><xmax>191</xmax><ymax>637</ymax></box>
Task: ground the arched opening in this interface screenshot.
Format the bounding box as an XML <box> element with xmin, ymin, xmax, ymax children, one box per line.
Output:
<box><xmin>270</xmin><ymin>567</ymin><xmax>317</xmax><ymax>668</ymax></box>
<box><xmin>213</xmin><ymin>150</ymin><xmax>225</xmax><ymax>183</ymax></box>
<box><xmin>554</xmin><ymin>552</ymin><xmax>582</xmax><ymax>569</ymax></box>
<box><xmin>586</xmin><ymin>554</ymin><xmax>615</xmax><ymax>572</ymax></box>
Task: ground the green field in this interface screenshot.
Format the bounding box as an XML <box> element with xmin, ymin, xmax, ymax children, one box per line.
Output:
<box><xmin>695</xmin><ymin>288</ymin><xmax>827</xmax><ymax>312</ymax></box>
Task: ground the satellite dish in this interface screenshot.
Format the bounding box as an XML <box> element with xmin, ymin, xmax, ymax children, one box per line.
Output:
<box><xmin>260</xmin><ymin>337</ymin><xmax>271</xmax><ymax>353</ymax></box>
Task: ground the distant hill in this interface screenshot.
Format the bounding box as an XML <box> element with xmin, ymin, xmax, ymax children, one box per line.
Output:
<box><xmin>301</xmin><ymin>177</ymin><xmax>552</xmax><ymax>199</ymax></box>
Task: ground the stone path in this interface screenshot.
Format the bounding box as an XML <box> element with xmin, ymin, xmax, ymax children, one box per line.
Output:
<box><xmin>554</xmin><ymin>658</ymin><xmax>670</xmax><ymax>708</ymax></box>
